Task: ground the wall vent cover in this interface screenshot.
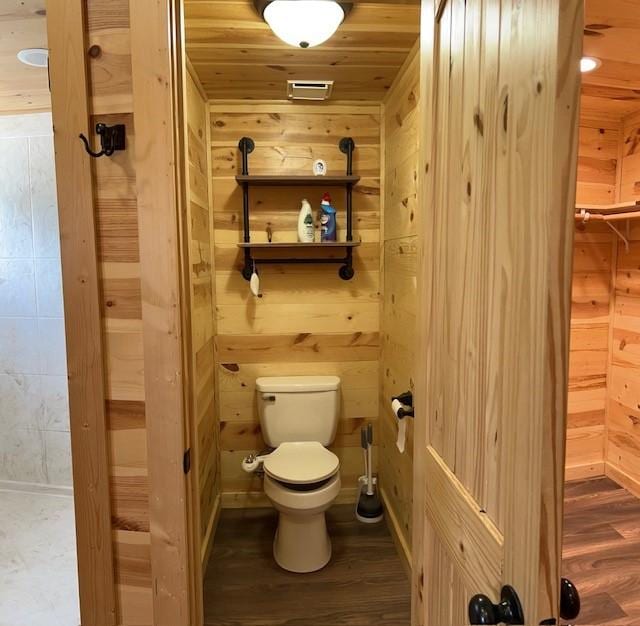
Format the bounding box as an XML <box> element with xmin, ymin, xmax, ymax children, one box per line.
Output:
<box><xmin>287</xmin><ymin>80</ymin><xmax>334</xmax><ymax>101</ymax></box>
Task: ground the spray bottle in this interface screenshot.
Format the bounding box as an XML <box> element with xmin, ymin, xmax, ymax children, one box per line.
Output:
<box><xmin>319</xmin><ymin>192</ymin><xmax>337</xmax><ymax>242</ymax></box>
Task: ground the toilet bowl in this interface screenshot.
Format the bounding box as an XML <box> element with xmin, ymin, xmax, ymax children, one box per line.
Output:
<box><xmin>262</xmin><ymin>441</ymin><xmax>341</xmax><ymax>573</ymax></box>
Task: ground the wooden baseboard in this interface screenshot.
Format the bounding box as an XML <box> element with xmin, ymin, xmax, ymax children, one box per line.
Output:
<box><xmin>221</xmin><ymin>486</ymin><xmax>359</xmax><ymax>509</ymax></box>
<box><xmin>201</xmin><ymin>494</ymin><xmax>221</xmax><ymax>572</ymax></box>
<box><xmin>605</xmin><ymin>462</ymin><xmax>640</xmax><ymax>498</ymax></box>
<box><xmin>379</xmin><ymin>486</ymin><xmax>411</xmax><ymax>577</ymax></box>
<box><xmin>564</xmin><ymin>461</ymin><xmax>605</xmax><ymax>482</ymax></box>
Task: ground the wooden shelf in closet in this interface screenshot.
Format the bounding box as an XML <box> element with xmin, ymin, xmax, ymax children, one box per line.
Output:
<box><xmin>575</xmin><ymin>200</ymin><xmax>640</xmax><ymax>222</ymax></box>
<box><xmin>576</xmin><ymin>201</ymin><xmax>640</xmax><ymax>253</ymax></box>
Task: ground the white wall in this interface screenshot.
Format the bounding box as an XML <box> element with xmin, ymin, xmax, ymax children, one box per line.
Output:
<box><xmin>0</xmin><ymin>112</ymin><xmax>71</xmax><ymax>487</ymax></box>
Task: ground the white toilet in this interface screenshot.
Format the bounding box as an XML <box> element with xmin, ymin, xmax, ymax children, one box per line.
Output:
<box><xmin>248</xmin><ymin>375</ymin><xmax>341</xmax><ymax>573</ymax></box>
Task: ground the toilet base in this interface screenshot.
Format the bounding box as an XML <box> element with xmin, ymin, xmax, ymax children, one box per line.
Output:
<box><xmin>273</xmin><ymin>510</ymin><xmax>332</xmax><ymax>573</ymax></box>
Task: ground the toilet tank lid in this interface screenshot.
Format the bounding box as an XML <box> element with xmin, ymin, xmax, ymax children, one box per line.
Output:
<box><xmin>256</xmin><ymin>376</ymin><xmax>340</xmax><ymax>393</ymax></box>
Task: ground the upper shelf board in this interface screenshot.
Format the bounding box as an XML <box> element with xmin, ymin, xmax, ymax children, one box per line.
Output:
<box><xmin>236</xmin><ymin>175</ymin><xmax>361</xmax><ymax>187</ymax></box>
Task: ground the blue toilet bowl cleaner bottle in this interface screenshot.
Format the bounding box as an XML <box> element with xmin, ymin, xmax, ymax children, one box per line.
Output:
<box><xmin>320</xmin><ymin>192</ymin><xmax>337</xmax><ymax>242</ymax></box>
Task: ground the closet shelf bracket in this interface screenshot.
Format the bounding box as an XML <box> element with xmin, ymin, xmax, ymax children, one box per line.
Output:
<box><xmin>605</xmin><ymin>220</ymin><xmax>630</xmax><ymax>254</ymax></box>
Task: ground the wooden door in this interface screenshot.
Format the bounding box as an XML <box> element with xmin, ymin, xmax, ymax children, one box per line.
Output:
<box><xmin>411</xmin><ymin>1</ymin><xmax>583</xmax><ymax>624</ymax></box>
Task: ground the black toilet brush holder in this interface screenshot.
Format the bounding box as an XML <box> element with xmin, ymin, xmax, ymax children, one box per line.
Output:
<box><xmin>356</xmin><ymin>423</ymin><xmax>384</xmax><ymax>524</ymax></box>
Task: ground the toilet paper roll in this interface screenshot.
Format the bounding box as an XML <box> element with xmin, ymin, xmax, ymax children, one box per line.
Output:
<box><xmin>396</xmin><ymin>419</ymin><xmax>407</xmax><ymax>453</ymax></box>
<box><xmin>391</xmin><ymin>398</ymin><xmax>407</xmax><ymax>453</ymax></box>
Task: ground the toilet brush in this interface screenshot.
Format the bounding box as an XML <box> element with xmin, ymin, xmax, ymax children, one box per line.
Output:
<box><xmin>356</xmin><ymin>423</ymin><xmax>384</xmax><ymax>523</ymax></box>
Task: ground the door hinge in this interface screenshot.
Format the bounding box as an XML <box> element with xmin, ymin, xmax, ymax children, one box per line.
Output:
<box><xmin>183</xmin><ymin>448</ymin><xmax>191</xmax><ymax>474</ymax></box>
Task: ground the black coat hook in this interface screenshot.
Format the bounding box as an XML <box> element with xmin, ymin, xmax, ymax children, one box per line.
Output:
<box><xmin>79</xmin><ymin>123</ymin><xmax>126</xmax><ymax>158</ymax></box>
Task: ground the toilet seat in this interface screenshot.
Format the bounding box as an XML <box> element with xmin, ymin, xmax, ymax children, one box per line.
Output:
<box><xmin>263</xmin><ymin>441</ymin><xmax>339</xmax><ymax>485</ymax></box>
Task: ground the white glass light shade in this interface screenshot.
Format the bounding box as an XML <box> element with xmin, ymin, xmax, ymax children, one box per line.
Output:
<box><xmin>580</xmin><ymin>57</ymin><xmax>601</xmax><ymax>73</ymax></box>
<box><xmin>263</xmin><ymin>0</ymin><xmax>345</xmax><ymax>48</ymax></box>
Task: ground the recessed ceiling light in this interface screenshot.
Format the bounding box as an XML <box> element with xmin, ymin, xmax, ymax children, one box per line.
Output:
<box><xmin>580</xmin><ymin>56</ymin><xmax>601</xmax><ymax>73</ymax></box>
<box><xmin>17</xmin><ymin>48</ymin><xmax>48</xmax><ymax>68</ymax></box>
<box><xmin>255</xmin><ymin>0</ymin><xmax>351</xmax><ymax>49</ymax></box>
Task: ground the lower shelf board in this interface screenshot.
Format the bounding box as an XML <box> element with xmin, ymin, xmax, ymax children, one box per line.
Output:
<box><xmin>237</xmin><ymin>241</ymin><xmax>361</xmax><ymax>249</ymax></box>
<box><xmin>239</xmin><ymin>241</ymin><xmax>360</xmax><ymax>280</ymax></box>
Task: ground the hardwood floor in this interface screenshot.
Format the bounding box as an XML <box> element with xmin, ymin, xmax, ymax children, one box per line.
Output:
<box><xmin>205</xmin><ymin>479</ymin><xmax>640</xmax><ymax>625</ymax></box>
<box><xmin>203</xmin><ymin>505</ymin><xmax>411</xmax><ymax>625</ymax></box>
<box><xmin>563</xmin><ymin>477</ymin><xmax>640</xmax><ymax>625</ymax></box>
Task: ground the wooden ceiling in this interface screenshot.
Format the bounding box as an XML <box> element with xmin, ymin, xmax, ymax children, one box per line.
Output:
<box><xmin>185</xmin><ymin>0</ymin><xmax>420</xmax><ymax>102</ymax></box>
<box><xmin>0</xmin><ymin>0</ymin><xmax>49</xmax><ymax>114</ymax></box>
<box><xmin>582</xmin><ymin>0</ymin><xmax>640</xmax><ymax>124</ymax></box>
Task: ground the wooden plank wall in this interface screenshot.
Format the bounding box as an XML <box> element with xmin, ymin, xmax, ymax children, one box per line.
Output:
<box><xmin>606</xmin><ymin>108</ymin><xmax>640</xmax><ymax>495</ymax></box>
<box><xmin>86</xmin><ymin>0</ymin><xmax>152</xmax><ymax>622</ymax></box>
<box><xmin>565</xmin><ymin>107</ymin><xmax>619</xmax><ymax>480</ymax></box>
<box><xmin>378</xmin><ymin>47</ymin><xmax>418</xmax><ymax>569</ymax></box>
<box><xmin>208</xmin><ymin>101</ymin><xmax>381</xmax><ymax>507</ymax></box>
<box><xmin>185</xmin><ymin>69</ymin><xmax>220</xmax><ymax>563</ymax></box>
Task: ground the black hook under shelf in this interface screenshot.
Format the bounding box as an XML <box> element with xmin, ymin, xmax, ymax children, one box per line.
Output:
<box><xmin>79</xmin><ymin>123</ymin><xmax>126</xmax><ymax>158</ymax></box>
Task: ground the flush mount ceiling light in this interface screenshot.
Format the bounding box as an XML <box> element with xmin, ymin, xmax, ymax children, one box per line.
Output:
<box><xmin>580</xmin><ymin>56</ymin><xmax>601</xmax><ymax>73</ymax></box>
<box><xmin>17</xmin><ymin>48</ymin><xmax>48</xmax><ymax>68</ymax></box>
<box><xmin>254</xmin><ymin>0</ymin><xmax>352</xmax><ymax>48</ymax></box>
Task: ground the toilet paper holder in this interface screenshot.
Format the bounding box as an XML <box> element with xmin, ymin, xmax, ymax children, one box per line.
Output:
<box><xmin>391</xmin><ymin>391</ymin><xmax>414</xmax><ymax>419</ymax></box>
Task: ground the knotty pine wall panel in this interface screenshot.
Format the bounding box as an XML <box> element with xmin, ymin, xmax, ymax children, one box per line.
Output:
<box><xmin>605</xmin><ymin>108</ymin><xmax>640</xmax><ymax>495</ymax></box>
<box><xmin>619</xmin><ymin>109</ymin><xmax>640</xmax><ymax>203</ymax></box>
<box><xmin>185</xmin><ymin>70</ymin><xmax>220</xmax><ymax>555</ymax></box>
<box><xmin>577</xmin><ymin>98</ymin><xmax>621</xmax><ymax>205</ymax></box>
<box><xmin>378</xmin><ymin>48</ymin><xmax>418</xmax><ymax>564</ymax></box>
<box><xmin>209</xmin><ymin>101</ymin><xmax>381</xmax><ymax>507</ymax></box>
<box><xmin>566</xmin><ymin>108</ymin><xmax>619</xmax><ymax>480</ymax></box>
<box><xmin>87</xmin><ymin>0</ymin><xmax>152</xmax><ymax>622</ymax></box>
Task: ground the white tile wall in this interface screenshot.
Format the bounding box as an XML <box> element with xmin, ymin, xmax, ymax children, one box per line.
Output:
<box><xmin>0</xmin><ymin>113</ymin><xmax>71</xmax><ymax>487</ymax></box>
<box><xmin>0</xmin><ymin>259</ymin><xmax>37</xmax><ymax>317</ymax></box>
<box><xmin>0</xmin><ymin>139</ymin><xmax>32</xmax><ymax>259</ymax></box>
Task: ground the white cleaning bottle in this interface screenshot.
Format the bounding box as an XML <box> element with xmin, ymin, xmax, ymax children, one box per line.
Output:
<box><xmin>297</xmin><ymin>199</ymin><xmax>314</xmax><ymax>243</ymax></box>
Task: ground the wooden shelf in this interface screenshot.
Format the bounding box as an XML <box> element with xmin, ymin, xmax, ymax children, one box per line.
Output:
<box><xmin>237</xmin><ymin>241</ymin><xmax>361</xmax><ymax>249</ymax></box>
<box><xmin>576</xmin><ymin>201</ymin><xmax>640</xmax><ymax>223</ymax></box>
<box><xmin>576</xmin><ymin>201</ymin><xmax>640</xmax><ymax>253</ymax></box>
<box><xmin>236</xmin><ymin>175</ymin><xmax>360</xmax><ymax>186</ymax></box>
<box><xmin>236</xmin><ymin>136</ymin><xmax>359</xmax><ymax>280</ymax></box>
<box><xmin>576</xmin><ymin>200</ymin><xmax>640</xmax><ymax>216</ymax></box>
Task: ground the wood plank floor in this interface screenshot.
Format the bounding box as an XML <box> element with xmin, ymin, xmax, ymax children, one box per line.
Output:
<box><xmin>203</xmin><ymin>505</ymin><xmax>411</xmax><ymax>625</ymax></box>
<box><xmin>563</xmin><ymin>477</ymin><xmax>640</xmax><ymax>625</ymax></box>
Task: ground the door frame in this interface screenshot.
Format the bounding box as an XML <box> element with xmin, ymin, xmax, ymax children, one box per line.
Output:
<box><xmin>410</xmin><ymin>0</ymin><xmax>583</xmax><ymax>623</ymax></box>
<box><xmin>48</xmin><ymin>1</ymin><xmax>198</xmax><ymax>624</ymax></box>
<box><xmin>47</xmin><ymin>2</ymin><xmax>116</xmax><ymax>623</ymax></box>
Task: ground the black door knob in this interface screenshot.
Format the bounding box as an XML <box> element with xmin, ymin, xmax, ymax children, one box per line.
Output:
<box><xmin>469</xmin><ymin>585</ymin><xmax>525</xmax><ymax>625</ymax></box>
<box><xmin>560</xmin><ymin>577</ymin><xmax>580</xmax><ymax>621</ymax></box>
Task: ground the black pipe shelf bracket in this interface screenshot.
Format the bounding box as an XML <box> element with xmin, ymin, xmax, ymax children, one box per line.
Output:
<box><xmin>236</xmin><ymin>135</ymin><xmax>360</xmax><ymax>281</ymax></box>
<box><xmin>79</xmin><ymin>123</ymin><xmax>126</xmax><ymax>158</ymax></box>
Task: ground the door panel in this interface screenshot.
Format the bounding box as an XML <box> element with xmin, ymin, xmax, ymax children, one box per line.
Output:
<box><xmin>412</xmin><ymin>0</ymin><xmax>582</xmax><ymax>623</ymax></box>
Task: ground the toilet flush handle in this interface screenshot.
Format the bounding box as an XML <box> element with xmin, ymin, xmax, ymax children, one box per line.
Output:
<box><xmin>242</xmin><ymin>452</ymin><xmax>268</xmax><ymax>473</ymax></box>
<box><xmin>262</xmin><ymin>394</ymin><xmax>276</xmax><ymax>402</ymax></box>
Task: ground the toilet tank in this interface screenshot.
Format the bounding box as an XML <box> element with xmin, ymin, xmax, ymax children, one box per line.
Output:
<box><xmin>256</xmin><ymin>376</ymin><xmax>340</xmax><ymax>447</ymax></box>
